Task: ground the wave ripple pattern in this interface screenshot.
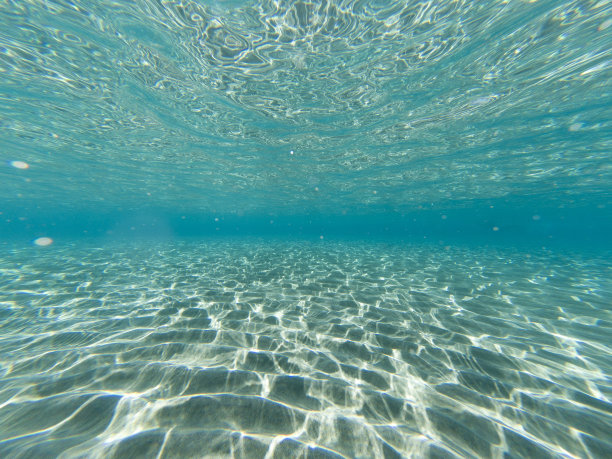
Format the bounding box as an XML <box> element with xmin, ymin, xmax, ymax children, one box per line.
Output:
<box><xmin>1</xmin><ymin>0</ymin><xmax>611</xmax><ymax>213</ymax></box>
<box><xmin>0</xmin><ymin>241</ymin><xmax>610</xmax><ymax>458</ymax></box>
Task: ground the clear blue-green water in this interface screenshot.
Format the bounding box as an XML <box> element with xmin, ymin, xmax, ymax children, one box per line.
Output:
<box><xmin>1</xmin><ymin>1</ymin><xmax>611</xmax><ymax>458</ymax></box>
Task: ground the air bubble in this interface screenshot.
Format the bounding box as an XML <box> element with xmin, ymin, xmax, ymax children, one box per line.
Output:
<box><xmin>34</xmin><ymin>237</ymin><xmax>53</xmax><ymax>246</ymax></box>
<box><xmin>10</xmin><ymin>161</ymin><xmax>29</xmax><ymax>169</ymax></box>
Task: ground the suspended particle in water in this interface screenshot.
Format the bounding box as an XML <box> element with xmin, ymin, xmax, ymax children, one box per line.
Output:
<box><xmin>34</xmin><ymin>237</ymin><xmax>53</xmax><ymax>246</ymax></box>
<box><xmin>532</xmin><ymin>215</ymin><xmax>541</xmax><ymax>221</ymax></box>
<box><xmin>290</xmin><ymin>150</ymin><xmax>294</xmax><ymax>155</ymax></box>
<box><xmin>492</xmin><ymin>226</ymin><xmax>499</xmax><ymax>232</ymax></box>
<box><xmin>10</xmin><ymin>160</ymin><xmax>29</xmax><ymax>169</ymax></box>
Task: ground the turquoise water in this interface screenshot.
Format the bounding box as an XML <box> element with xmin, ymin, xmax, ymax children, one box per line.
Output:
<box><xmin>1</xmin><ymin>0</ymin><xmax>611</xmax><ymax>457</ymax></box>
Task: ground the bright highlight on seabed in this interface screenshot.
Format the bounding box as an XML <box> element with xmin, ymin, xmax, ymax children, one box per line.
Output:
<box><xmin>1</xmin><ymin>0</ymin><xmax>611</xmax><ymax>458</ymax></box>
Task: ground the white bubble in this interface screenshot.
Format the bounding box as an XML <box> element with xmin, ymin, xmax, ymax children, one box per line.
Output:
<box><xmin>290</xmin><ymin>150</ymin><xmax>294</xmax><ymax>155</ymax></box>
<box><xmin>34</xmin><ymin>237</ymin><xmax>53</xmax><ymax>246</ymax></box>
<box><xmin>10</xmin><ymin>160</ymin><xmax>29</xmax><ymax>169</ymax></box>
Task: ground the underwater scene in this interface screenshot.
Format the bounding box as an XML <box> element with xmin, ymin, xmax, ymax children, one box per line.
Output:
<box><xmin>1</xmin><ymin>0</ymin><xmax>611</xmax><ymax>458</ymax></box>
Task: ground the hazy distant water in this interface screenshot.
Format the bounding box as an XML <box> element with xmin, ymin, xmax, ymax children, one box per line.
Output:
<box><xmin>1</xmin><ymin>241</ymin><xmax>610</xmax><ymax>458</ymax></box>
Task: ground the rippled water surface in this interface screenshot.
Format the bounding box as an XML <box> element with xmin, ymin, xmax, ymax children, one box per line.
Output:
<box><xmin>0</xmin><ymin>241</ymin><xmax>611</xmax><ymax>458</ymax></box>
<box><xmin>1</xmin><ymin>0</ymin><xmax>611</xmax><ymax>214</ymax></box>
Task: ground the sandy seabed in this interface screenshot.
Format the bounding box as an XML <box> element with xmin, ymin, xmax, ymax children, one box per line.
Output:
<box><xmin>0</xmin><ymin>240</ymin><xmax>610</xmax><ymax>458</ymax></box>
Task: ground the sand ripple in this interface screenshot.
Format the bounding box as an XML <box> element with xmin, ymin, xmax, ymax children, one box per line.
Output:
<box><xmin>0</xmin><ymin>241</ymin><xmax>610</xmax><ymax>458</ymax></box>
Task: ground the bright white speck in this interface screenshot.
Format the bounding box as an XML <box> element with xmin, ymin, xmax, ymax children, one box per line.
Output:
<box><xmin>580</xmin><ymin>61</ymin><xmax>609</xmax><ymax>76</ymax></box>
<box><xmin>599</xmin><ymin>19</ymin><xmax>612</xmax><ymax>31</ymax></box>
<box><xmin>34</xmin><ymin>237</ymin><xmax>53</xmax><ymax>246</ymax></box>
<box><xmin>290</xmin><ymin>150</ymin><xmax>294</xmax><ymax>155</ymax></box>
<box><xmin>10</xmin><ymin>161</ymin><xmax>29</xmax><ymax>169</ymax></box>
<box><xmin>569</xmin><ymin>123</ymin><xmax>582</xmax><ymax>132</ymax></box>
<box><xmin>470</xmin><ymin>96</ymin><xmax>495</xmax><ymax>106</ymax></box>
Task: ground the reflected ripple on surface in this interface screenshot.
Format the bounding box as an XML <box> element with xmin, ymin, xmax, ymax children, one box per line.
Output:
<box><xmin>1</xmin><ymin>0</ymin><xmax>611</xmax><ymax>213</ymax></box>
